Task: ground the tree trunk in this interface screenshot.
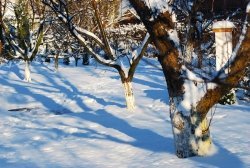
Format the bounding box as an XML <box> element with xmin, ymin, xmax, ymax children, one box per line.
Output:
<box><xmin>123</xmin><ymin>81</ymin><xmax>135</xmax><ymax>111</ymax></box>
<box><xmin>0</xmin><ymin>0</ymin><xmax>4</xmax><ymax>61</ymax></box>
<box><xmin>75</xmin><ymin>57</ymin><xmax>78</xmax><ymax>67</ymax></box>
<box><xmin>128</xmin><ymin>0</ymin><xmax>215</xmax><ymax>157</ymax></box>
<box><xmin>170</xmin><ymin>103</ymin><xmax>214</xmax><ymax>158</ymax></box>
<box><xmin>186</xmin><ymin>42</ymin><xmax>193</xmax><ymax>64</ymax></box>
<box><xmin>55</xmin><ymin>54</ymin><xmax>59</xmax><ymax>71</ymax></box>
<box><xmin>82</xmin><ymin>53</ymin><xmax>89</xmax><ymax>65</ymax></box>
<box><xmin>24</xmin><ymin>60</ymin><xmax>31</xmax><ymax>82</ymax></box>
<box><xmin>128</xmin><ymin>0</ymin><xmax>250</xmax><ymax>158</ymax></box>
<box><xmin>0</xmin><ymin>41</ymin><xmax>3</xmax><ymax>63</ymax></box>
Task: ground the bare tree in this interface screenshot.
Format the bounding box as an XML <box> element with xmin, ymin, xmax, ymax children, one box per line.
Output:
<box><xmin>0</xmin><ymin>0</ymin><xmax>4</xmax><ymax>61</ymax></box>
<box><xmin>3</xmin><ymin>0</ymin><xmax>48</xmax><ymax>82</ymax></box>
<box><xmin>42</xmin><ymin>0</ymin><xmax>151</xmax><ymax>111</ymax></box>
<box><xmin>0</xmin><ymin>0</ymin><xmax>8</xmax><ymax>61</ymax></box>
<box><xmin>43</xmin><ymin>19</ymin><xmax>73</xmax><ymax>70</ymax></box>
<box><xmin>127</xmin><ymin>0</ymin><xmax>250</xmax><ymax>158</ymax></box>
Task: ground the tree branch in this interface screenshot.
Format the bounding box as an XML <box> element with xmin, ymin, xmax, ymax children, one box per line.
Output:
<box><xmin>128</xmin><ymin>0</ymin><xmax>183</xmax><ymax>97</ymax></box>
<box><xmin>128</xmin><ymin>33</ymin><xmax>151</xmax><ymax>81</ymax></box>
<box><xmin>91</xmin><ymin>0</ymin><xmax>115</xmax><ymax>60</ymax></box>
<box><xmin>196</xmin><ymin>11</ymin><xmax>250</xmax><ymax>120</ymax></box>
<box><xmin>42</xmin><ymin>0</ymin><xmax>120</xmax><ymax>69</ymax></box>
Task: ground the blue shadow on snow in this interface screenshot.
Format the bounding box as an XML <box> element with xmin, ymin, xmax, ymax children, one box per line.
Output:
<box><xmin>70</xmin><ymin>109</ymin><xmax>175</xmax><ymax>153</ymax></box>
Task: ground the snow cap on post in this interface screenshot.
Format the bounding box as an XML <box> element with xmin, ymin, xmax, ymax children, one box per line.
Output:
<box><xmin>212</xmin><ymin>21</ymin><xmax>235</xmax><ymax>32</ymax></box>
<box><xmin>212</xmin><ymin>20</ymin><xmax>235</xmax><ymax>72</ymax></box>
<box><xmin>247</xmin><ymin>2</ymin><xmax>250</xmax><ymax>13</ymax></box>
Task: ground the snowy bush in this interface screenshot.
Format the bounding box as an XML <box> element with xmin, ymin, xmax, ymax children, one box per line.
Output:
<box><xmin>237</xmin><ymin>67</ymin><xmax>250</xmax><ymax>101</ymax></box>
<box><xmin>107</xmin><ymin>24</ymin><xmax>157</xmax><ymax>58</ymax></box>
<box><xmin>219</xmin><ymin>90</ymin><xmax>236</xmax><ymax>105</ymax></box>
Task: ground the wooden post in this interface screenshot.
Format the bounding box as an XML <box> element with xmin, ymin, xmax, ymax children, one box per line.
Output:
<box><xmin>212</xmin><ymin>21</ymin><xmax>234</xmax><ymax>72</ymax></box>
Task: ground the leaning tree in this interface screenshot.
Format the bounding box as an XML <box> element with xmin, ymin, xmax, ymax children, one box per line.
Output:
<box><xmin>128</xmin><ymin>0</ymin><xmax>250</xmax><ymax>158</ymax></box>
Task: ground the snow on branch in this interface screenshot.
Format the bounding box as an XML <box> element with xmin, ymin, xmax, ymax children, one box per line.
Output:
<box><xmin>131</xmin><ymin>33</ymin><xmax>150</xmax><ymax>61</ymax></box>
<box><xmin>179</xmin><ymin>66</ymin><xmax>217</xmax><ymax>115</ymax></box>
<box><xmin>75</xmin><ymin>27</ymin><xmax>105</xmax><ymax>49</ymax></box>
<box><xmin>144</xmin><ymin>0</ymin><xmax>172</xmax><ymax>17</ymax></box>
<box><xmin>167</xmin><ymin>29</ymin><xmax>180</xmax><ymax>48</ymax></box>
<box><xmin>42</xmin><ymin>0</ymin><xmax>119</xmax><ymax>68</ymax></box>
<box><xmin>72</xmin><ymin>29</ymin><xmax>118</xmax><ymax>67</ymax></box>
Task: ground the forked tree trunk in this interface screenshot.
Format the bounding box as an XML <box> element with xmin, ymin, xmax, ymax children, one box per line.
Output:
<box><xmin>128</xmin><ymin>0</ymin><xmax>216</xmax><ymax>157</ymax></box>
<box><xmin>24</xmin><ymin>60</ymin><xmax>31</xmax><ymax>82</ymax></box>
<box><xmin>123</xmin><ymin>81</ymin><xmax>135</xmax><ymax>111</ymax></box>
<box><xmin>128</xmin><ymin>0</ymin><xmax>250</xmax><ymax>158</ymax></box>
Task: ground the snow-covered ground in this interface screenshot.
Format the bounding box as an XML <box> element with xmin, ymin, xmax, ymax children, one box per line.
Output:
<box><xmin>0</xmin><ymin>59</ymin><xmax>249</xmax><ymax>168</ymax></box>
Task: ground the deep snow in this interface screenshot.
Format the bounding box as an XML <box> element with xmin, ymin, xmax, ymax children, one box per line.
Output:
<box><xmin>0</xmin><ymin>58</ymin><xmax>249</xmax><ymax>168</ymax></box>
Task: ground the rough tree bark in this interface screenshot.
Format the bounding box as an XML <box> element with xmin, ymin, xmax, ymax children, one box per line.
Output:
<box><xmin>128</xmin><ymin>0</ymin><xmax>250</xmax><ymax>158</ymax></box>
<box><xmin>3</xmin><ymin>0</ymin><xmax>46</xmax><ymax>82</ymax></box>
<box><xmin>55</xmin><ymin>53</ymin><xmax>59</xmax><ymax>71</ymax></box>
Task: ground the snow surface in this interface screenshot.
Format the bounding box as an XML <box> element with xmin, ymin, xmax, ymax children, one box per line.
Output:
<box><xmin>0</xmin><ymin>59</ymin><xmax>249</xmax><ymax>167</ymax></box>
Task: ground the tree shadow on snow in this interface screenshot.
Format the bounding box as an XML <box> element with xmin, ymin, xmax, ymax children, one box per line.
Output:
<box><xmin>191</xmin><ymin>142</ymin><xmax>245</xmax><ymax>168</ymax></box>
<box><xmin>0</xmin><ymin>78</ymin><xmax>65</xmax><ymax>110</ymax></box>
<box><xmin>133</xmin><ymin>77</ymin><xmax>166</xmax><ymax>90</ymax></box>
<box><xmin>217</xmin><ymin>104</ymin><xmax>250</xmax><ymax>113</ymax></box>
<box><xmin>0</xmin><ymin>158</ymin><xmax>38</xmax><ymax>168</ymax></box>
<box><xmin>0</xmin><ymin>63</ymin><xmax>24</xmax><ymax>80</ymax></box>
<box><xmin>70</xmin><ymin>109</ymin><xmax>175</xmax><ymax>154</ymax></box>
<box><xmin>0</xmin><ymin>145</ymin><xmax>38</xmax><ymax>168</ymax></box>
<box><xmin>34</xmin><ymin>64</ymin><xmax>125</xmax><ymax>109</ymax></box>
<box><xmin>1</xmin><ymin>63</ymin><xmax>124</xmax><ymax>113</ymax></box>
<box><xmin>143</xmin><ymin>89</ymin><xmax>169</xmax><ymax>103</ymax></box>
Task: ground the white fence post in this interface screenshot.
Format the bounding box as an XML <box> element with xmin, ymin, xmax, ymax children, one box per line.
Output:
<box><xmin>212</xmin><ymin>21</ymin><xmax>235</xmax><ymax>72</ymax></box>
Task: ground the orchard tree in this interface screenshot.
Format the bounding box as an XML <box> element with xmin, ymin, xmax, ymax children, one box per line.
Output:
<box><xmin>3</xmin><ymin>0</ymin><xmax>48</xmax><ymax>82</ymax></box>
<box><xmin>69</xmin><ymin>0</ymin><xmax>120</xmax><ymax>29</ymax></box>
<box><xmin>0</xmin><ymin>0</ymin><xmax>4</xmax><ymax>60</ymax></box>
<box><xmin>43</xmin><ymin>0</ymin><xmax>151</xmax><ymax>111</ymax></box>
<box><xmin>127</xmin><ymin>0</ymin><xmax>250</xmax><ymax>158</ymax></box>
<box><xmin>0</xmin><ymin>0</ymin><xmax>8</xmax><ymax>61</ymax></box>
<box><xmin>44</xmin><ymin>20</ymin><xmax>73</xmax><ymax>70</ymax></box>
